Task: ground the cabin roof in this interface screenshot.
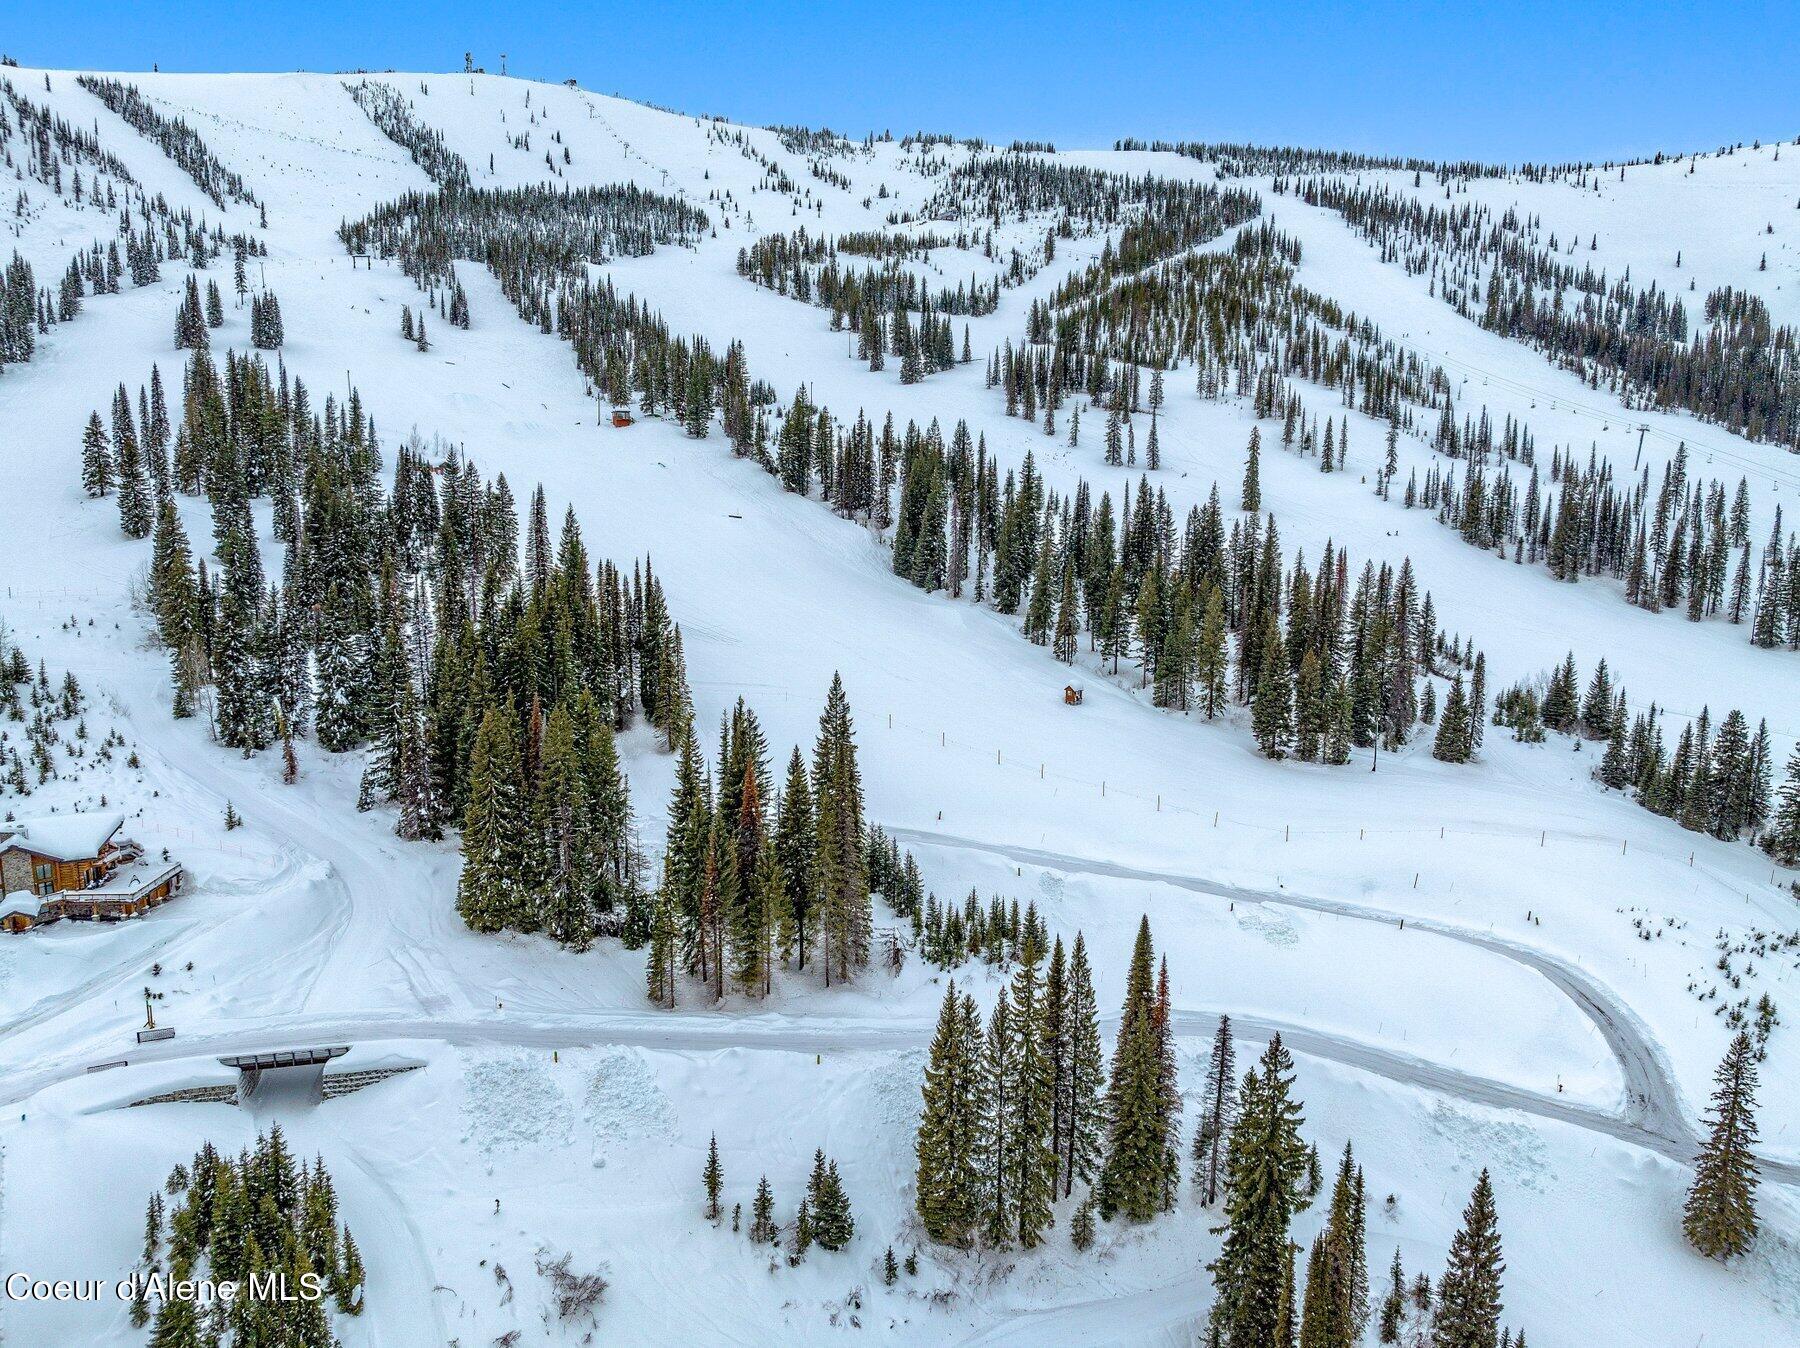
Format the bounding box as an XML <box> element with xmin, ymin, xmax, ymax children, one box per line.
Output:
<box><xmin>0</xmin><ymin>812</ymin><xmax>126</xmax><ymax>862</ymax></box>
<box><xmin>0</xmin><ymin>892</ymin><xmax>44</xmax><ymax>919</ymax></box>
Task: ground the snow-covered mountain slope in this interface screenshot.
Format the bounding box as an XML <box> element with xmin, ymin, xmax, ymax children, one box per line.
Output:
<box><xmin>1</xmin><ymin>68</ymin><xmax>1797</xmax><ymax>1345</ymax></box>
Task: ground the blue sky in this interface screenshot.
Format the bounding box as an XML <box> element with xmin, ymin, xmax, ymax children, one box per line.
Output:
<box><xmin>9</xmin><ymin>1</ymin><xmax>1795</xmax><ymax>163</ymax></box>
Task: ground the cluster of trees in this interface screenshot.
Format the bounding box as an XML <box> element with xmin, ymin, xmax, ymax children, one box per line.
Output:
<box><xmin>1030</xmin><ymin>222</ymin><xmax>1436</xmax><ymax>425</ymax></box>
<box><xmin>132</xmin><ymin>1125</ymin><xmax>363</xmax><ymax>1343</ymax></box>
<box><xmin>736</xmin><ymin>237</ymin><xmax>986</xmax><ymax>378</ymax></box>
<box><xmin>1405</xmin><ymin>422</ymin><xmax>1796</xmax><ymax>649</ymax></box>
<box><xmin>82</xmin><ymin>347</ymin><xmax>687</xmax><ymax>956</ymax></box>
<box><xmin>703</xmin><ymin>1137</ymin><xmax>857</xmax><ymax>1263</ymax></box>
<box><xmin>78</xmin><ymin>366</ymin><xmax>171</xmax><ymax>539</ymax></box>
<box><xmin>1493</xmin><ymin>649</ymin><xmax>1800</xmax><ymax>863</ymax></box>
<box><xmin>1300</xmin><ymin>175</ymin><xmax>1800</xmax><ymax>452</ymax></box>
<box><xmin>1</xmin><ymin>78</ymin><xmax>263</xmax><ymax>377</ymax></box>
<box><xmin>913</xmin><ymin>924</ymin><xmax>1108</xmax><ymax>1248</ymax></box>
<box><xmin>647</xmin><ymin>675</ymin><xmax>874</xmax><ymax>1003</ymax></box>
<box><xmin>340</xmin><ymin>182</ymin><xmax>708</xmax><ymax>303</ymax></box>
<box><xmin>174</xmin><ymin>273</ymin><xmax>225</xmax><ymax>348</ymax></box>
<box><xmin>916</xmin><ymin>891</ymin><xmax>1051</xmax><ymax>972</ymax></box>
<box><xmin>1118</xmin><ymin>137</ymin><xmax>1515</xmax><ymax>182</ymax></box>
<box><xmin>77</xmin><ymin>75</ymin><xmax>261</xmax><ymax>210</ymax></box>
<box><xmin>892</xmin><ymin>421</ymin><xmax>1482</xmax><ymax>764</ymax></box>
<box><xmin>739</xmin><ymin>226</ymin><xmax>1006</xmax><ymax>317</ymax></box>
<box><xmin>914</xmin><ymin>917</ymin><xmax>1522</xmax><ymax>1346</ymax></box>
<box><xmin>914</xmin><ymin>155</ymin><xmax>1246</xmax><ymax>240</ymax></box>
<box><xmin>344</xmin><ymin>78</ymin><xmax>472</xmax><ymax>188</ymax></box>
<box><xmin>0</xmin><ymin>624</ymin><xmax>91</xmax><ymax>797</ymax></box>
<box><xmin>248</xmin><ymin>288</ymin><xmax>284</xmax><ymax>349</ymax></box>
<box><xmin>2</xmin><ymin>75</ymin><xmax>135</xmax><ymax>195</ymax></box>
<box><xmin>0</xmin><ymin>251</ymin><xmax>40</xmax><ymax>369</ymax></box>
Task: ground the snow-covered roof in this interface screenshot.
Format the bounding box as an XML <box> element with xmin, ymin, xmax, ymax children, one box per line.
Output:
<box><xmin>0</xmin><ymin>812</ymin><xmax>126</xmax><ymax>862</ymax></box>
<box><xmin>0</xmin><ymin>892</ymin><xmax>43</xmax><ymax>920</ymax></box>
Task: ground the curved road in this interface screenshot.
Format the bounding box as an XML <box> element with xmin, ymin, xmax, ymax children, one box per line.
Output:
<box><xmin>888</xmin><ymin>826</ymin><xmax>1766</xmax><ymax>1178</ymax></box>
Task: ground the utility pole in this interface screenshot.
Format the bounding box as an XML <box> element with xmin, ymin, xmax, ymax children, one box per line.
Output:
<box><xmin>1634</xmin><ymin>423</ymin><xmax>1648</xmax><ymax>470</ymax></box>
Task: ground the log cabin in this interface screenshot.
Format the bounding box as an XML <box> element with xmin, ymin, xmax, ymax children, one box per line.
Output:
<box><xmin>0</xmin><ymin>812</ymin><xmax>183</xmax><ymax>932</ymax></box>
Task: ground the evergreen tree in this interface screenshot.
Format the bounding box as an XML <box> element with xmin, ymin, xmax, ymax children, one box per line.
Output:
<box><xmin>1209</xmin><ymin>1035</ymin><xmax>1308</xmax><ymax>1348</ymax></box>
<box><xmin>702</xmin><ymin>1133</ymin><xmax>723</xmax><ymax>1222</ymax></box>
<box><xmin>81</xmin><ymin>411</ymin><xmax>114</xmax><ymax>497</ymax></box>
<box><xmin>750</xmin><ymin>1175</ymin><xmax>778</xmax><ymax>1243</ymax></box>
<box><xmin>1006</xmin><ymin>948</ymin><xmax>1058</xmax><ymax>1247</ymax></box>
<box><xmin>807</xmin><ymin>1150</ymin><xmax>854</xmax><ymax>1251</ymax></box>
<box><xmin>813</xmin><ymin>673</ymin><xmax>869</xmax><ymax>984</ymax></box>
<box><xmin>1433</xmin><ymin>675</ymin><xmax>1472</xmax><ymax>764</ymax></box>
<box><xmin>456</xmin><ymin>703</ymin><xmax>526</xmax><ymax>932</ymax></box>
<box><xmin>1432</xmin><ymin>1170</ymin><xmax>1505</xmax><ymax>1348</ymax></box>
<box><xmin>1193</xmin><ymin>1015</ymin><xmax>1237</xmax><ymax>1205</ymax></box>
<box><xmin>916</xmin><ymin>981</ymin><xmax>985</xmax><ymax>1247</ymax></box>
<box><xmin>1063</xmin><ymin>932</ymin><xmax>1106</xmax><ymax>1197</ymax></box>
<box><xmin>1099</xmin><ymin>917</ymin><xmax>1173</xmax><ymax>1223</ymax></box>
<box><xmin>1682</xmin><ymin>1031</ymin><xmax>1761</xmax><ymax>1260</ymax></box>
<box><xmin>1762</xmin><ymin>742</ymin><xmax>1800</xmax><ymax>867</ymax></box>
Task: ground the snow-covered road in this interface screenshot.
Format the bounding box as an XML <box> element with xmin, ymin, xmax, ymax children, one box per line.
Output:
<box><xmin>891</xmin><ymin>827</ymin><xmax>1707</xmax><ymax>1168</ymax></box>
<box><xmin>17</xmin><ymin>999</ymin><xmax>1794</xmax><ymax>1189</ymax></box>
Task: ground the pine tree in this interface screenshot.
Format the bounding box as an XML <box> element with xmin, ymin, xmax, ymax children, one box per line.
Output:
<box><xmin>775</xmin><ymin>745</ymin><xmax>817</xmax><ymax>968</ymax></box>
<box><xmin>1433</xmin><ymin>675</ymin><xmax>1472</xmax><ymax>764</ymax></box>
<box><xmin>1682</xmin><ymin>1030</ymin><xmax>1761</xmax><ymax>1260</ymax></box>
<box><xmin>916</xmin><ymin>981</ymin><xmax>984</xmax><ymax>1247</ymax></box>
<box><xmin>1209</xmin><ymin>1035</ymin><xmax>1308</xmax><ymax>1348</ymax></box>
<box><xmin>702</xmin><ymin>1133</ymin><xmax>723</xmax><ymax>1222</ymax></box>
<box><xmin>81</xmin><ymin>411</ymin><xmax>114</xmax><ymax>497</ymax></box>
<box><xmin>813</xmin><ymin>673</ymin><xmax>869</xmax><ymax>984</ymax></box>
<box><xmin>646</xmin><ymin>888</ymin><xmax>680</xmax><ymax>1008</ymax></box>
<box><xmin>790</xmin><ymin>1198</ymin><xmax>812</xmax><ymax>1264</ymax></box>
<box><xmin>456</xmin><ymin>703</ymin><xmax>526</xmax><ymax>932</ymax></box>
<box><xmin>1380</xmin><ymin>1249</ymin><xmax>1406</xmax><ymax>1344</ymax></box>
<box><xmin>980</xmin><ymin>985</ymin><xmax>1017</xmax><ymax>1246</ymax></box>
<box><xmin>1099</xmin><ymin>917</ymin><xmax>1172</xmax><ymax>1223</ymax></box>
<box><xmin>1251</xmin><ymin>612</ymin><xmax>1293</xmax><ymax>758</ymax></box>
<box><xmin>1761</xmin><ymin>742</ymin><xmax>1800</xmax><ymax>867</ymax></box>
<box><xmin>1064</xmin><ymin>932</ymin><xmax>1106</xmax><ymax>1197</ymax></box>
<box><xmin>750</xmin><ymin>1176</ymin><xmax>777</xmax><ymax>1243</ymax></box>
<box><xmin>807</xmin><ymin>1150</ymin><xmax>854</xmax><ymax>1251</ymax></box>
<box><xmin>1006</xmin><ymin>949</ymin><xmax>1058</xmax><ymax>1247</ymax></box>
<box><xmin>1432</xmin><ymin>1170</ymin><xmax>1505</xmax><ymax>1348</ymax></box>
<box><xmin>1193</xmin><ymin>1015</ymin><xmax>1237</xmax><ymax>1205</ymax></box>
<box><xmin>116</xmin><ymin>406</ymin><xmax>152</xmax><ymax>538</ymax></box>
<box><xmin>1241</xmin><ymin>428</ymin><xmax>1262</xmax><ymax>513</ymax></box>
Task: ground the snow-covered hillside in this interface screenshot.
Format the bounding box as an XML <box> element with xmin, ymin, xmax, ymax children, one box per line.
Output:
<box><xmin>1</xmin><ymin>67</ymin><xmax>1797</xmax><ymax>1346</ymax></box>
